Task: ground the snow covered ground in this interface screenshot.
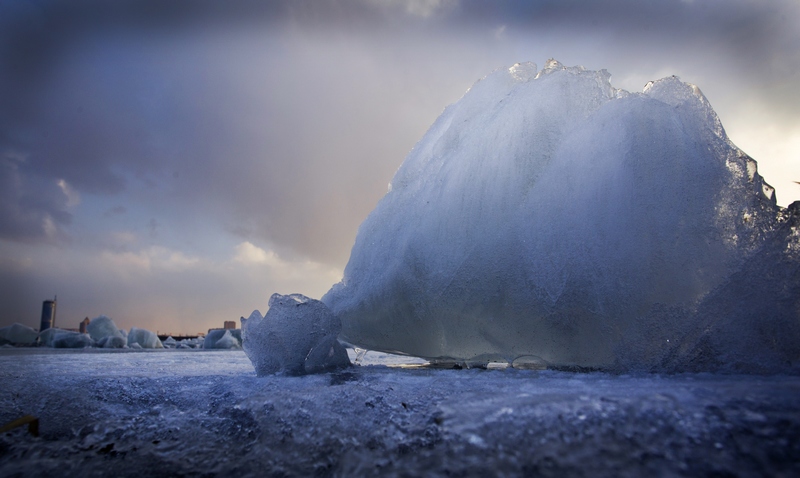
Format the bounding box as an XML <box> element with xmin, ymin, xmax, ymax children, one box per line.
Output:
<box><xmin>1</xmin><ymin>348</ymin><xmax>798</xmax><ymax>477</ymax></box>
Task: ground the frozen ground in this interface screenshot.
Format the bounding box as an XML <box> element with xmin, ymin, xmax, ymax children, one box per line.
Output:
<box><xmin>1</xmin><ymin>349</ymin><xmax>798</xmax><ymax>477</ymax></box>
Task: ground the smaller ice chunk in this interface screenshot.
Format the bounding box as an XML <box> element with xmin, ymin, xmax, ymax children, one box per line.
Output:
<box><xmin>0</xmin><ymin>323</ymin><xmax>38</xmax><ymax>345</ymax></box>
<box><xmin>98</xmin><ymin>335</ymin><xmax>126</xmax><ymax>348</ymax></box>
<box><xmin>215</xmin><ymin>330</ymin><xmax>240</xmax><ymax>349</ymax></box>
<box><xmin>511</xmin><ymin>355</ymin><xmax>548</xmax><ymax>370</ymax></box>
<box><xmin>242</xmin><ymin>293</ymin><xmax>350</xmax><ymax>376</ymax></box>
<box><xmin>38</xmin><ymin>327</ymin><xmax>62</xmax><ymax>347</ymax></box>
<box><xmin>204</xmin><ymin>329</ymin><xmax>241</xmax><ymax>349</ymax></box>
<box><xmin>304</xmin><ymin>335</ymin><xmax>351</xmax><ymax>374</ymax></box>
<box><xmin>127</xmin><ymin>327</ymin><xmax>163</xmax><ymax>349</ymax></box>
<box><xmin>52</xmin><ymin>331</ymin><xmax>93</xmax><ymax>348</ymax></box>
<box><xmin>179</xmin><ymin>337</ymin><xmax>202</xmax><ymax>349</ymax></box>
<box><xmin>86</xmin><ymin>316</ymin><xmax>123</xmax><ymax>342</ymax></box>
<box><xmin>163</xmin><ymin>336</ymin><xmax>177</xmax><ymax>348</ymax></box>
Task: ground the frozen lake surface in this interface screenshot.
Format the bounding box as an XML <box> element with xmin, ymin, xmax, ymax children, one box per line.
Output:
<box><xmin>1</xmin><ymin>348</ymin><xmax>798</xmax><ymax>477</ymax></box>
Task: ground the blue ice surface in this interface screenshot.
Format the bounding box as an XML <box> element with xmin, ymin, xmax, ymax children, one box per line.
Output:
<box><xmin>0</xmin><ymin>348</ymin><xmax>798</xmax><ymax>477</ymax></box>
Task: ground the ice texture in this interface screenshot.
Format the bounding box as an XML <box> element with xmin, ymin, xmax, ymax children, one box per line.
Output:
<box><xmin>37</xmin><ymin>327</ymin><xmax>63</xmax><ymax>347</ymax></box>
<box><xmin>242</xmin><ymin>294</ymin><xmax>350</xmax><ymax>376</ymax></box>
<box><xmin>323</xmin><ymin>60</ymin><xmax>799</xmax><ymax>372</ymax></box>
<box><xmin>52</xmin><ymin>331</ymin><xmax>93</xmax><ymax>348</ymax></box>
<box><xmin>126</xmin><ymin>327</ymin><xmax>163</xmax><ymax>349</ymax></box>
<box><xmin>0</xmin><ymin>323</ymin><xmax>37</xmax><ymax>345</ymax></box>
<box><xmin>86</xmin><ymin>316</ymin><xmax>124</xmax><ymax>344</ymax></box>
<box><xmin>204</xmin><ymin>329</ymin><xmax>242</xmax><ymax>349</ymax></box>
<box><xmin>1</xmin><ymin>349</ymin><xmax>798</xmax><ymax>477</ymax></box>
<box><xmin>98</xmin><ymin>335</ymin><xmax>126</xmax><ymax>348</ymax></box>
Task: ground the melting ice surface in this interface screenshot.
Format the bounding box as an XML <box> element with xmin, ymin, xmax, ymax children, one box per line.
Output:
<box><xmin>323</xmin><ymin>60</ymin><xmax>800</xmax><ymax>372</ymax></box>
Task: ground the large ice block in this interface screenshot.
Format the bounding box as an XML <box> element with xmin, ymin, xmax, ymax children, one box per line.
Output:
<box><xmin>323</xmin><ymin>60</ymin><xmax>798</xmax><ymax>372</ymax></box>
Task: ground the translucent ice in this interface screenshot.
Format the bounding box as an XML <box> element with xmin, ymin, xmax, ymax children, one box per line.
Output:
<box><xmin>98</xmin><ymin>335</ymin><xmax>126</xmax><ymax>348</ymax></box>
<box><xmin>0</xmin><ymin>323</ymin><xmax>37</xmax><ymax>345</ymax></box>
<box><xmin>127</xmin><ymin>327</ymin><xmax>163</xmax><ymax>349</ymax></box>
<box><xmin>242</xmin><ymin>294</ymin><xmax>350</xmax><ymax>376</ymax></box>
<box><xmin>204</xmin><ymin>329</ymin><xmax>241</xmax><ymax>349</ymax></box>
<box><xmin>52</xmin><ymin>331</ymin><xmax>93</xmax><ymax>348</ymax></box>
<box><xmin>323</xmin><ymin>60</ymin><xmax>799</xmax><ymax>372</ymax></box>
<box><xmin>37</xmin><ymin>327</ymin><xmax>63</xmax><ymax>347</ymax></box>
<box><xmin>86</xmin><ymin>316</ymin><xmax>124</xmax><ymax>344</ymax></box>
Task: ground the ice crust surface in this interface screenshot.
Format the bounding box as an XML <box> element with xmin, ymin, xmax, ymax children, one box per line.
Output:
<box><xmin>323</xmin><ymin>60</ymin><xmax>799</xmax><ymax>372</ymax></box>
<box><xmin>0</xmin><ymin>349</ymin><xmax>798</xmax><ymax>477</ymax></box>
<box><xmin>242</xmin><ymin>294</ymin><xmax>350</xmax><ymax>376</ymax></box>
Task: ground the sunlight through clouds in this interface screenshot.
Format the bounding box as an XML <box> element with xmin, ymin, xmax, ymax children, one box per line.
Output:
<box><xmin>233</xmin><ymin>241</ymin><xmax>342</xmax><ymax>283</ymax></box>
<box><xmin>99</xmin><ymin>246</ymin><xmax>202</xmax><ymax>276</ymax></box>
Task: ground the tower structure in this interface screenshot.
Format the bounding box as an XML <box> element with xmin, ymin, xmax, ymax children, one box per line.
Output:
<box><xmin>40</xmin><ymin>296</ymin><xmax>56</xmax><ymax>332</ymax></box>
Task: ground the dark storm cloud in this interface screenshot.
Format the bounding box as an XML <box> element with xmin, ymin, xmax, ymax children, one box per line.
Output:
<box><xmin>1</xmin><ymin>0</ymin><xmax>797</xmax><ymax>256</ymax></box>
<box><xmin>0</xmin><ymin>152</ymin><xmax>71</xmax><ymax>242</ymax></box>
<box><xmin>0</xmin><ymin>0</ymin><xmax>798</xmax><ymax>333</ymax></box>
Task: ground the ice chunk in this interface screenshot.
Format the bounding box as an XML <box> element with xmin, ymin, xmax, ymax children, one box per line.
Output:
<box><xmin>304</xmin><ymin>335</ymin><xmax>351</xmax><ymax>374</ymax></box>
<box><xmin>179</xmin><ymin>337</ymin><xmax>202</xmax><ymax>349</ymax></box>
<box><xmin>215</xmin><ymin>330</ymin><xmax>241</xmax><ymax>349</ymax></box>
<box><xmin>0</xmin><ymin>323</ymin><xmax>38</xmax><ymax>345</ymax></box>
<box><xmin>242</xmin><ymin>293</ymin><xmax>350</xmax><ymax>376</ymax></box>
<box><xmin>98</xmin><ymin>335</ymin><xmax>126</xmax><ymax>348</ymax></box>
<box><xmin>52</xmin><ymin>331</ymin><xmax>93</xmax><ymax>348</ymax></box>
<box><xmin>38</xmin><ymin>327</ymin><xmax>63</xmax><ymax>347</ymax></box>
<box><xmin>163</xmin><ymin>336</ymin><xmax>177</xmax><ymax>348</ymax></box>
<box><xmin>204</xmin><ymin>329</ymin><xmax>241</xmax><ymax>349</ymax></box>
<box><xmin>323</xmin><ymin>61</ymin><xmax>797</xmax><ymax>372</ymax></box>
<box><xmin>86</xmin><ymin>316</ymin><xmax>124</xmax><ymax>343</ymax></box>
<box><xmin>127</xmin><ymin>327</ymin><xmax>163</xmax><ymax>349</ymax></box>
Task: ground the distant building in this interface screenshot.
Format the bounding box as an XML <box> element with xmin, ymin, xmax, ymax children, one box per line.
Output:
<box><xmin>40</xmin><ymin>298</ymin><xmax>56</xmax><ymax>332</ymax></box>
<box><xmin>79</xmin><ymin>317</ymin><xmax>90</xmax><ymax>334</ymax></box>
<box><xmin>223</xmin><ymin>321</ymin><xmax>236</xmax><ymax>330</ymax></box>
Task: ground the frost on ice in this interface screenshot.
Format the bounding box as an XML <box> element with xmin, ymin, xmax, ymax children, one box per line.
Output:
<box><xmin>242</xmin><ymin>294</ymin><xmax>350</xmax><ymax>376</ymax></box>
<box><xmin>323</xmin><ymin>60</ymin><xmax>800</xmax><ymax>372</ymax></box>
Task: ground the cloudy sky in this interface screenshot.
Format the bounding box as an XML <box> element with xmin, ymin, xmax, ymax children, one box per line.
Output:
<box><xmin>1</xmin><ymin>0</ymin><xmax>798</xmax><ymax>335</ymax></box>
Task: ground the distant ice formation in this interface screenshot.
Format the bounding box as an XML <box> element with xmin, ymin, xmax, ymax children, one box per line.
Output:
<box><xmin>87</xmin><ymin>315</ymin><xmax>126</xmax><ymax>348</ymax></box>
<box><xmin>0</xmin><ymin>323</ymin><xmax>38</xmax><ymax>346</ymax></box>
<box><xmin>52</xmin><ymin>330</ymin><xmax>93</xmax><ymax>349</ymax></box>
<box><xmin>323</xmin><ymin>60</ymin><xmax>800</xmax><ymax>372</ymax></box>
<box><xmin>204</xmin><ymin>329</ymin><xmax>242</xmax><ymax>349</ymax></box>
<box><xmin>242</xmin><ymin>294</ymin><xmax>350</xmax><ymax>375</ymax></box>
<box><xmin>127</xmin><ymin>327</ymin><xmax>164</xmax><ymax>349</ymax></box>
